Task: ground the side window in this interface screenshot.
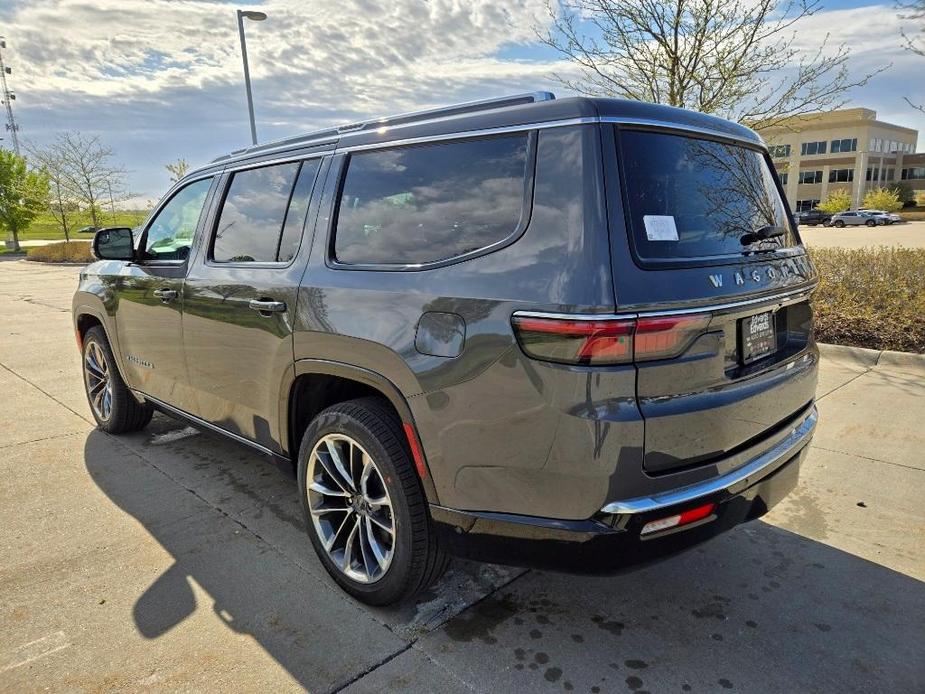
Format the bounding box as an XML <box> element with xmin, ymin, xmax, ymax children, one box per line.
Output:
<box><xmin>212</xmin><ymin>162</ymin><xmax>300</xmax><ymax>263</ymax></box>
<box><xmin>277</xmin><ymin>159</ymin><xmax>322</xmax><ymax>263</ymax></box>
<box><xmin>334</xmin><ymin>134</ymin><xmax>529</xmax><ymax>266</ymax></box>
<box><xmin>143</xmin><ymin>177</ymin><xmax>213</xmax><ymax>261</ymax></box>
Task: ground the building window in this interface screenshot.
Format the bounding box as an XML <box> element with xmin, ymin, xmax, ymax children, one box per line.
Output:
<box><xmin>769</xmin><ymin>144</ymin><xmax>791</xmax><ymax>158</ymax></box>
<box><xmin>830</xmin><ymin>138</ymin><xmax>857</xmax><ymax>154</ymax></box>
<box><xmin>795</xmin><ymin>199</ymin><xmax>820</xmax><ymax>212</ymax></box>
<box><xmin>885</xmin><ymin>168</ymin><xmax>895</xmax><ymax>181</ymax></box>
<box><xmin>828</xmin><ymin>168</ymin><xmax>854</xmax><ymax>183</ymax></box>
<box><xmin>778</xmin><ymin>172</ymin><xmax>789</xmax><ymax>185</ymax></box>
<box><xmin>800</xmin><ymin>141</ymin><xmax>827</xmax><ymax>156</ymax></box>
<box><xmin>901</xmin><ymin>167</ymin><xmax>925</xmax><ymax>180</ymax></box>
<box><xmin>798</xmin><ymin>170</ymin><xmax>823</xmax><ymax>184</ymax></box>
<box><xmin>866</xmin><ymin>167</ymin><xmax>879</xmax><ymax>182</ymax></box>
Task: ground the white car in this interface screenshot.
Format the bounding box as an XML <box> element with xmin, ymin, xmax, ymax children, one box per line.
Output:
<box><xmin>859</xmin><ymin>209</ymin><xmax>902</xmax><ymax>225</ymax></box>
<box><xmin>829</xmin><ymin>211</ymin><xmax>884</xmax><ymax>227</ymax></box>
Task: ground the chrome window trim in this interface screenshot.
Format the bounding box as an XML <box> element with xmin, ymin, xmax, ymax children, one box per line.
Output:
<box><xmin>135</xmin><ymin>391</ymin><xmax>277</xmax><ymax>457</ymax></box>
<box><xmin>334</xmin><ymin>117</ymin><xmax>596</xmax><ymax>154</ymax></box>
<box><xmin>511</xmin><ymin>284</ymin><xmax>817</xmax><ymax>323</ymax></box>
<box><xmin>601</xmin><ymin>406</ymin><xmax>817</xmax><ymax>515</ymax></box>
<box><xmin>600</xmin><ymin>116</ymin><xmax>762</xmax><ymax>146</ymax></box>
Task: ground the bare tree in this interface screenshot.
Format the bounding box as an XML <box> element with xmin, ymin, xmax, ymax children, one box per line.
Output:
<box><xmin>27</xmin><ymin>142</ymin><xmax>79</xmax><ymax>242</ymax></box>
<box><xmin>165</xmin><ymin>158</ymin><xmax>190</xmax><ymax>184</ymax></box>
<box><xmin>538</xmin><ymin>0</ymin><xmax>886</xmax><ymax>130</ymax></box>
<box><xmin>53</xmin><ymin>132</ymin><xmax>129</xmax><ymax>227</ymax></box>
<box><xmin>897</xmin><ymin>0</ymin><xmax>925</xmax><ymax>112</ymax></box>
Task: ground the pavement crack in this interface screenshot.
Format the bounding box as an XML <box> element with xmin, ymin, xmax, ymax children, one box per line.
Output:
<box><xmin>815</xmin><ymin>366</ymin><xmax>872</xmax><ymax>402</ymax></box>
<box><xmin>328</xmin><ymin>642</ymin><xmax>414</xmax><ymax>694</ymax></box>
<box><xmin>0</xmin><ymin>361</ymin><xmax>94</xmax><ymax>425</ymax></box>
<box><xmin>809</xmin><ymin>443</ymin><xmax>925</xmax><ymax>472</ymax></box>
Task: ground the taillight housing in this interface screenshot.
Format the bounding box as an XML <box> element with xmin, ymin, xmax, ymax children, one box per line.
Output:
<box><xmin>511</xmin><ymin>312</ymin><xmax>710</xmax><ymax>365</ymax></box>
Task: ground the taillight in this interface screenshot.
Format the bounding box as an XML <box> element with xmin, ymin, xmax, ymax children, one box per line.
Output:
<box><xmin>511</xmin><ymin>312</ymin><xmax>710</xmax><ymax>365</ymax></box>
<box><xmin>640</xmin><ymin>502</ymin><xmax>716</xmax><ymax>536</ymax></box>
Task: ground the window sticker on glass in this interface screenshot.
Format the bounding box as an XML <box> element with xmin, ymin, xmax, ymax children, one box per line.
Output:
<box><xmin>643</xmin><ymin>215</ymin><xmax>679</xmax><ymax>241</ymax></box>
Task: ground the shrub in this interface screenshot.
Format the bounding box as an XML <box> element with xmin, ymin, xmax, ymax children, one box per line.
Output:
<box><xmin>862</xmin><ymin>187</ymin><xmax>902</xmax><ymax>213</ymax></box>
<box><xmin>816</xmin><ymin>189</ymin><xmax>852</xmax><ymax>214</ymax></box>
<box><xmin>810</xmin><ymin>247</ymin><xmax>925</xmax><ymax>353</ymax></box>
<box><xmin>25</xmin><ymin>241</ymin><xmax>94</xmax><ymax>264</ymax></box>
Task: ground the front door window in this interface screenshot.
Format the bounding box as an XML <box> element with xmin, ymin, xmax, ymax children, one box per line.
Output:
<box><xmin>143</xmin><ymin>178</ymin><xmax>213</xmax><ymax>261</ymax></box>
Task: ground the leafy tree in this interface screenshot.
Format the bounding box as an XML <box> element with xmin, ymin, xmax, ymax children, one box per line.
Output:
<box><xmin>0</xmin><ymin>150</ymin><xmax>50</xmax><ymax>252</ymax></box>
<box><xmin>27</xmin><ymin>142</ymin><xmax>80</xmax><ymax>242</ymax></box>
<box><xmin>165</xmin><ymin>158</ymin><xmax>190</xmax><ymax>184</ymax></box>
<box><xmin>863</xmin><ymin>187</ymin><xmax>902</xmax><ymax>212</ymax></box>
<box><xmin>538</xmin><ymin>0</ymin><xmax>885</xmax><ymax>130</ymax></box>
<box><xmin>817</xmin><ymin>189</ymin><xmax>852</xmax><ymax>214</ymax></box>
<box><xmin>891</xmin><ymin>181</ymin><xmax>916</xmax><ymax>207</ymax></box>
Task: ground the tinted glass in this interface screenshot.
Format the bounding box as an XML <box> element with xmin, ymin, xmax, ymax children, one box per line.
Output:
<box><xmin>334</xmin><ymin>134</ymin><xmax>528</xmax><ymax>265</ymax></box>
<box><xmin>213</xmin><ymin>163</ymin><xmax>299</xmax><ymax>263</ymax></box>
<box><xmin>144</xmin><ymin>178</ymin><xmax>212</xmax><ymax>261</ymax></box>
<box><xmin>278</xmin><ymin>159</ymin><xmax>322</xmax><ymax>263</ymax></box>
<box><xmin>619</xmin><ymin>130</ymin><xmax>797</xmax><ymax>260</ymax></box>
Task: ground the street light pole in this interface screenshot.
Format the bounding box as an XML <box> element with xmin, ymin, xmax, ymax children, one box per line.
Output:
<box><xmin>236</xmin><ymin>10</ymin><xmax>267</xmax><ymax>146</ymax></box>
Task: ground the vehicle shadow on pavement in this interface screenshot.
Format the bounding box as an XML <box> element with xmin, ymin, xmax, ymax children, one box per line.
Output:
<box><xmin>83</xmin><ymin>424</ymin><xmax>924</xmax><ymax>693</ymax></box>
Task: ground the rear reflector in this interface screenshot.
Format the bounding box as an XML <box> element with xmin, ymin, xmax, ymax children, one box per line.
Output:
<box><xmin>640</xmin><ymin>502</ymin><xmax>716</xmax><ymax>536</ymax></box>
<box><xmin>511</xmin><ymin>312</ymin><xmax>709</xmax><ymax>365</ymax></box>
<box><xmin>403</xmin><ymin>422</ymin><xmax>428</xmax><ymax>479</ymax></box>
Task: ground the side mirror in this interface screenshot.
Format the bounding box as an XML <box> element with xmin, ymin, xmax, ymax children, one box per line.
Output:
<box><xmin>93</xmin><ymin>227</ymin><xmax>135</xmax><ymax>261</ymax></box>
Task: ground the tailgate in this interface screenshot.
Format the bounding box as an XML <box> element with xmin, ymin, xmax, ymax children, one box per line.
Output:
<box><xmin>637</xmin><ymin>295</ymin><xmax>817</xmax><ymax>473</ymax></box>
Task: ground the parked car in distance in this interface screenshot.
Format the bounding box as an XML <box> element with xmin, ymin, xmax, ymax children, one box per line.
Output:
<box><xmin>829</xmin><ymin>211</ymin><xmax>883</xmax><ymax>227</ymax></box>
<box><xmin>76</xmin><ymin>226</ymin><xmax>99</xmax><ymax>234</ymax></box>
<box><xmin>859</xmin><ymin>209</ymin><xmax>902</xmax><ymax>225</ymax></box>
<box><xmin>73</xmin><ymin>93</ymin><xmax>819</xmax><ymax>605</ymax></box>
<box><xmin>796</xmin><ymin>209</ymin><xmax>832</xmax><ymax>226</ymax></box>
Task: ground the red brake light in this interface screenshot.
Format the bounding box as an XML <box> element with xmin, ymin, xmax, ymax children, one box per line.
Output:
<box><xmin>512</xmin><ymin>313</ymin><xmax>709</xmax><ymax>365</ymax></box>
<box><xmin>640</xmin><ymin>502</ymin><xmax>716</xmax><ymax>536</ymax></box>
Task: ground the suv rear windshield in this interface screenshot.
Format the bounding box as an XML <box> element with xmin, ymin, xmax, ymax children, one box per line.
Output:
<box><xmin>618</xmin><ymin>129</ymin><xmax>798</xmax><ymax>262</ymax></box>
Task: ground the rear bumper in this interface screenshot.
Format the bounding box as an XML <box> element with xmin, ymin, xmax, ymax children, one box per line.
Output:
<box><xmin>431</xmin><ymin>406</ymin><xmax>816</xmax><ymax>573</ymax></box>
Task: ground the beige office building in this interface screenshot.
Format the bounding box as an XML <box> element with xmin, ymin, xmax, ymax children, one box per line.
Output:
<box><xmin>761</xmin><ymin>108</ymin><xmax>923</xmax><ymax>211</ymax></box>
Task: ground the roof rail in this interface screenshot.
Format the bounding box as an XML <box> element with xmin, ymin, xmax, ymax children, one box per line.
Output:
<box><xmin>211</xmin><ymin>91</ymin><xmax>555</xmax><ymax>163</ymax></box>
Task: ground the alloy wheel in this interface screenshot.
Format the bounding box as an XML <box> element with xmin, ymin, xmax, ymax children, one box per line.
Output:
<box><xmin>306</xmin><ymin>434</ymin><xmax>395</xmax><ymax>583</ymax></box>
<box><xmin>84</xmin><ymin>341</ymin><xmax>113</xmax><ymax>422</ymax></box>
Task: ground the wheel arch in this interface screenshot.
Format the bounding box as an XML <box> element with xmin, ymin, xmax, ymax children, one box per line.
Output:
<box><xmin>73</xmin><ymin>302</ymin><xmax>131</xmax><ymax>385</ymax></box>
<box><xmin>284</xmin><ymin>359</ymin><xmax>439</xmax><ymax>503</ymax></box>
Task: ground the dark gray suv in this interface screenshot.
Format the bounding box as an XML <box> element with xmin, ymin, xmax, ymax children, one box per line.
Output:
<box><xmin>73</xmin><ymin>93</ymin><xmax>819</xmax><ymax>605</ymax></box>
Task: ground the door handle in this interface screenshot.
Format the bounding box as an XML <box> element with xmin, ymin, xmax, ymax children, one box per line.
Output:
<box><xmin>153</xmin><ymin>288</ymin><xmax>178</xmax><ymax>302</ymax></box>
<box><xmin>249</xmin><ymin>299</ymin><xmax>287</xmax><ymax>314</ymax></box>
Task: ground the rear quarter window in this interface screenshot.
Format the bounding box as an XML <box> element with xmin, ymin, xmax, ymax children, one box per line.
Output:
<box><xmin>617</xmin><ymin>129</ymin><xmax>798</xmax><ymax>263</ymax></box>
<box><xmin>333</xmin><ymin>134</ymin><xmax>530</xmax><ymax>266</ymax></box>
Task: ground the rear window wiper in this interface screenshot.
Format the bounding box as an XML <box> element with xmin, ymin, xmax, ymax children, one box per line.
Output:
<box><xmin>740</xmin><ymin>225</ymin><xmax>786</xmax><ymax>247</ymax></box>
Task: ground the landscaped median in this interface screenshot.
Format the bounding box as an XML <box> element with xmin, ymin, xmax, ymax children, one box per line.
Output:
<box><xmin>810</xmin><ymin>246</ymin><xmax>925</xmax><ymax>353</ymax></box>
<box><xmin>25</xmin><ymin>241</ymin><xmax>94</xmax><ymax>264</ymax></box>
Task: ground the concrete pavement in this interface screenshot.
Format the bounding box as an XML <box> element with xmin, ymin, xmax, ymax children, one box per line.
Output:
<box><xmin>799</xmin><ymin>219</ymin><xmax>925</xmax><ymax>249</ymax></box>
<box><xmin>0</xmin><ymin>260</ymin><xmax>922</xmax><ymax>693</ymax></box>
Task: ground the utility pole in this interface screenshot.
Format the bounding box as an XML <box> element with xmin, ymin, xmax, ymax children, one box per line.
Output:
<box><xmin>0</xmin><ymin>38</ymin><xmax>21</xmax><ymax>156</ymax></box>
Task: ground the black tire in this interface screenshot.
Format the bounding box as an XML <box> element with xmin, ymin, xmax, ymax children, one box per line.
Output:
<box><xmin>297</xmin><ymin>397</ymin><xmax>448</xmax><ymax>605</ymax></box>
<box><xmin>833</xmin><ymin>220</ymin><xmax>845</xmax><ymax>228</ymax></box>
<box><xmin>866</xmin><ymin>219</ymin><xmax>876</xmax><ymax>227</ymax></box>
<box><xmin>82</xmin><ymin>326</ymin><xmax>153</xmax><ymax>433</ymax></box>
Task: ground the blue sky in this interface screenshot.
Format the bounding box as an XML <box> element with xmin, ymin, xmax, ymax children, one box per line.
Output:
<box><xmin>1</xmin><ymin>0</ymin><xmax>922</xmax><ymax>203</ymax></box>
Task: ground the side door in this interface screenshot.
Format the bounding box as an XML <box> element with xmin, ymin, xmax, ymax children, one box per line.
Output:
<box><xmin>115</xmin><ymin>175</ymin><xmax>217</xmax><ymax>409</ymax></box>
<box><xmin>181</xmin><ymin>156</ymin><xmax>327</xmax><ymax>452</ymax></box>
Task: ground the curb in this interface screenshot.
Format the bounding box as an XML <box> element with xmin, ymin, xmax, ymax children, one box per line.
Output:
<box><xmin>818</xmin><ymin>342</ymin><xmax>925</xmax><ymax>370</ymax></box>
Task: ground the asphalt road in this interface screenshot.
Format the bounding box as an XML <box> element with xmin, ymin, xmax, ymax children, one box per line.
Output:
<box><xmin>1</xmin><ymin>260</ymin><xmax>923</xmax><ymax>693</ymax></box>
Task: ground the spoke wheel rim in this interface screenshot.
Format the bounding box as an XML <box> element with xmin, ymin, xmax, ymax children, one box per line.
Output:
<box><xmin>84</xmin><ymin>341</ymin><xmax>113</xmax><ymax>422</ymax></box>
<box><xmin>307</xmin><ymin>434</ymin><xmax>396</xmax><ymax>584</ymax></box>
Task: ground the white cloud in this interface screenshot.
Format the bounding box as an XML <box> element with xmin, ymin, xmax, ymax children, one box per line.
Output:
<box><xmin>0</xmin><ymin>1</ymin><xmax>921</xmax><ymax>199</ymax></box>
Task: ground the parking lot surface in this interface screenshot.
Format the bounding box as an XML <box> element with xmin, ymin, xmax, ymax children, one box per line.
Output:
<box><xmin>799</xmin><ymin>219</ymin><xmax>925</xmax><ymax>248</ymax></box>
<box><xmin>1</xmin><ymin>259</ymin><xmax>923</xmax><ymax>693</ymax></box>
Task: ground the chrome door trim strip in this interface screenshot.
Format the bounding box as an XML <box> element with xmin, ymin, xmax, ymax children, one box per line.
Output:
<box><xmin>601</xmin><ymin>406</ymin><xmax>818</xmax><ymax>515</ymax></box>
<box><xmin>511</xmin><ymin>284</ymin><xmax>817</xmax><ymax>323</ymax></box>
<box><xmin>600</xmin><ymin>116</ymin><xmax>762</xmax><ymax>145</ymax></box>
<box><xmin>335</xmin><ymin>117</ymin><xmax>598</xmax><ymax>153</ymax></box>
<box><xmin>134</xmin><ymin>391</ymin><xmax>277</xmax><ymax>457</ymax></box>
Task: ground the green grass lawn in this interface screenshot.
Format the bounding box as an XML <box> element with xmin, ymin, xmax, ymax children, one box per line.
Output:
<box><xmin>17</xmin><ymin>209</ymin><xmax>151</xmax><ymax>242</ymax></box>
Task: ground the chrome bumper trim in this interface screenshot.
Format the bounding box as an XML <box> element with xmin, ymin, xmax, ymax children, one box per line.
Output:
<box><xmin>601</xmin><ymin>406</ymin><xmax>818</xmax><ymax>515</ymax></box>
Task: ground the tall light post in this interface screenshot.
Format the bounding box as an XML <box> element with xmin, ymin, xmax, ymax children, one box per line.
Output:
<box><xmin>236</xmin><ymin>10</ymin><xmax>267</xmax><ymax>146</ymax></box>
